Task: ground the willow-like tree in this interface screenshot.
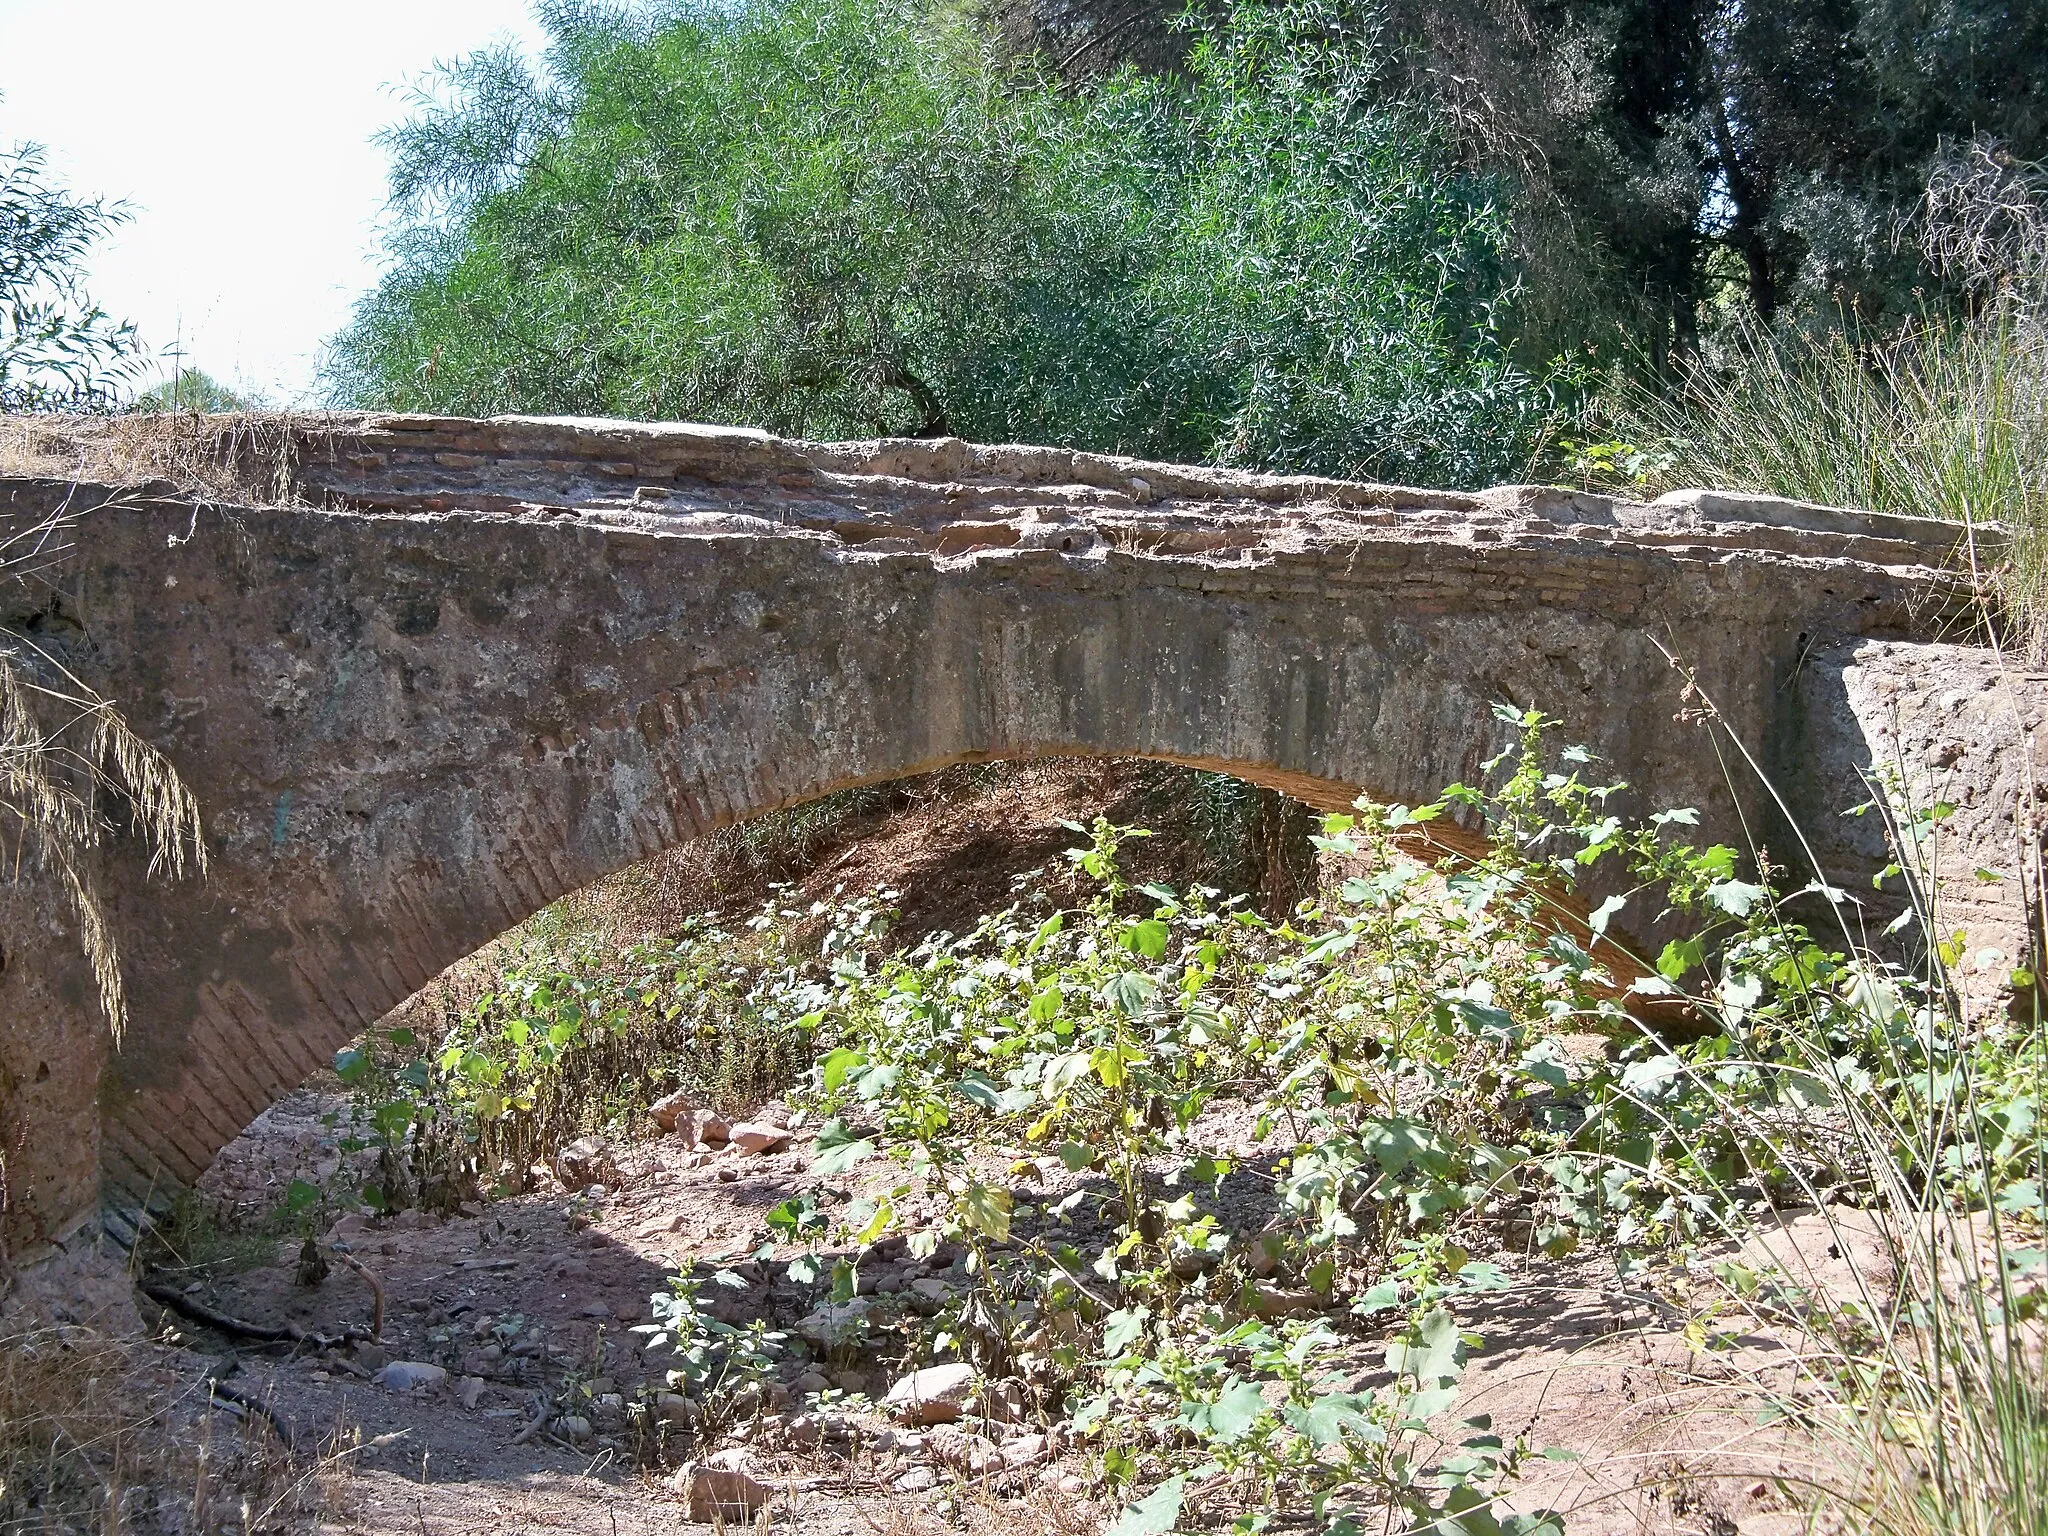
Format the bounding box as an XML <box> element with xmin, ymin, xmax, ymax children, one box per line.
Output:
<box><xmin>327</xmin><ymin>0</ymin><xmax>1555</xmax><ymax>488</ymax></box>
<box><xmin>0</xmin><ymin>143</ymin><xmax>140</xmax><ymax>410</ymax></box>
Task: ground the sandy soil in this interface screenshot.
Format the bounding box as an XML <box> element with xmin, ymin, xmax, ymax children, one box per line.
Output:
<box><xmin>137</xmin><ymin>1085</ymin><xmax>1842</xmax><ymax>1536</ymax></box>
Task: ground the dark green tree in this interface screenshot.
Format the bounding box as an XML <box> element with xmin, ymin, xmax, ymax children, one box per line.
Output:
<box><xmin>1387</xmin><ymin>0</ymin><xmax>2048</xmax><ymax>363</ymax></box>
<box><xmin>129</xmin><ymin>367</ymin><xmax>252</xmax><ymax>414</ymax></box>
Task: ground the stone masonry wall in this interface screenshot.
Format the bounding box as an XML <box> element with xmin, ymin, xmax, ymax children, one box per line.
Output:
<box><xmin>0</xmin><ymin>413</ymin><xmax>2019</xmax><ymax>1255</ymax></box>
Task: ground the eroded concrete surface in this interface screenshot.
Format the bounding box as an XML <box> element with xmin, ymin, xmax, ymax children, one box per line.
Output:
<box><xmin>0</xmin><ymin>413</ymin><xmax>2032</xmax><ymax>1253</ymax></box>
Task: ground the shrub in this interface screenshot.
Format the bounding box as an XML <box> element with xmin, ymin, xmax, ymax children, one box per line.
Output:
<box><xmin>339</xmin><ymin>696</ymin><xmax>2048</xmax><ymax>1531</ymax></box>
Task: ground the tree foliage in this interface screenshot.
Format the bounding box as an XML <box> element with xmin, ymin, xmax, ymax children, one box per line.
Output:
<box><xmin>0</xmin><ymin>143</ymin><xmax>139</xmax><ymax>411</ymax></box>
<box><xmin>1385</xmin><ymin>0</ymin><xmax>2048</xmax><ymax>364</ymax></box>
<box><xmin>128</xmin><ymin>367</ymin><xmax>252</xmax><ymax>415</ymax></box>
<box><xmin>327</xmin><ymin>0</ymin><xmax>1554</xmax><ymax>488</ymax></box>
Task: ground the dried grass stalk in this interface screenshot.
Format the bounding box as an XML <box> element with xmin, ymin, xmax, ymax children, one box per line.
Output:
<box><xmin>0</xmin><ymin>489</ymin><xmax>207</xmax><ymax>1038</ymax></box>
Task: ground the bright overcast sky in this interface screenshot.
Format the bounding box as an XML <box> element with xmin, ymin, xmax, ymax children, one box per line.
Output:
<box><xmin>0</xmin><ymin>2</ymin><xmax>553</xmax><ymax>406</ymax></box>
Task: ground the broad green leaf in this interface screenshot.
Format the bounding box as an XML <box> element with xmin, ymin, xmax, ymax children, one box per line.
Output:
<box><xmin>956</xmin><ymin>1074</ymin><xmax>1004</xmax><ymax>1110</ymax></box>
<box><xmin>819</xmin><ymin>1046</ymin><xmax>865</xmax><ymax>1094</ymax></box>
<box><xmin>1092</xmin><ymin>1045</ymin><xmax>1128</xmax><ymax>1087</ymax></box>
<box><xmin>1656</xmin><ymin>936</ymin><xmax>1704</xmax><ymax>982</ymax></box>
<box><xmin>1618</xmin><ymin>1054</ymin><xmax>1684</xmax><ymax>1099</ymax></box>
<box><xmin>1107</xmin><ymin>1475</ymin><xmax>1185</xmax><ymax>1536</ymax></box>
<box><xmin>1305</xmin><ymin>929</ymin><xmax>1358</xmax><ymax>964</ymax></box>
<box><xmin>1102</xmin><ymin>1306</ymin><xmax>1150</xmax><ymax>1354</ymax></box>
<box><xmin>1127</xmin><ymin>919</ymin><xmax>1170</xmax><ymax>960</ymax></box>
<box><xmin>1354</xmin><ymin>1280</ymin><xmax>1402</xmax><ymax>1314</ymax></box>
<box><xmin>1184</xmin><ymin>1377</ymin><xmax>1265</xmax><ymax>1443</ymax></box>
<box><xmin>855</xmin><ymin>1197</ymin><xmax>896</xmax><ymax>1245</ymax></box>
<box><xmin>1706</xmin><ymin>878</ymin><xmax>1770</xmax><ymax>916</ymax></box>
<box><xmin>1587</xmin><ymin>893</ymin><xmax>1626</xmax><ymax>938</ymax></box>
<box><xmin>1363</xmin><ymin>1117</ymin><xmax>1451</xmax><ymax>1177</ymax></box>
<box><xmin>1025</xmin><ymin>913</ymin><xmax>1065</xmax><ymax>955</ymax></box>
<box><xmin>812</xmin><ymin>1118</ymin><xmax>876</xmax><ymax>1175</ymax></box>
<box><xmin>1386</xmin><ymin>1306</ymin><xmax>1466</xmax><ymax>1387</ymax></box>
<box><xmin>854</xmin><ymin>1063</ymin><xmax>902</xmax><ymax>1099</ymax></box>
<box><xmin>1284</xmin><ymin>1390</ymin><xmax>1373</xmax><ymax>1446</ymax></box>
<box><xmin>1517</xmin><ymin>1045</ymin><xmax>1572</xmax><ymax>1089</ymax></box>
<box><xmin>961</xmin><ymin>1182</ymin><xmax>1012</xmax><ymax>1241</ymax></box>
<box><xmin>1103</xmin><ymin>971</ymin><xmax>1156</xmax><ymax>1016</ymax></box>
<box><xmin>1045</xmin><ymin>1050</ymin><xmax>1094</xmax><ymax>1095</ymax></box>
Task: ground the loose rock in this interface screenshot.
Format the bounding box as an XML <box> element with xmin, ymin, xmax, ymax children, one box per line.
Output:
<box><xmin>1000</xmin><ymin>1432</ymin><xmax>1049</xmax><ymax>1470</ymax></box>
<box><xmin>886</xmin><ymin>1362</ymin><xmax>978</xmax><ymax>1424</ymax></box>
<box><xmin>649</xmin><ymin>1088</ymin><xmax>696</xmax><ymax>1135</ymax></box>
<box><xmin>1249</xmin><ymin>1284</ymin><xmax>1318</xmax><ymax>1319</ymax></box>
<box><xmin>556</xmin><ymin>1137</ymin><xmax>614</xmax><ymax>1190</ymax></box>
<box><xmin>656</xmin><ymin>1392</ymin><xmax>700</xmax><ymax>1426</ymax></box>
<box><xmin>729</xmin><ymin>1121</ymin><xmax>791</xmax><ymax>1155</ymax></box>
<box><xmin>373</xmin><ymin>1361</ymin><xmax>447</xmax><ymax>1393</ymax></box>
<box><xmin>796</xmin><ymin>1298</ymin><xmax>875</xmax><ymax>1349</ymax></box>
<box><xmin>676</xmin><ymin>1450</ymin><xmax>774</xmax><ymax>1521</ymax></box>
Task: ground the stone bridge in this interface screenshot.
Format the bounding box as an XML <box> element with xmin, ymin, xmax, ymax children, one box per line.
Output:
<box><xmin>0</xmin><ymin>413</ymin><xmax>2033</xmax><ymax>1255</ymax></box>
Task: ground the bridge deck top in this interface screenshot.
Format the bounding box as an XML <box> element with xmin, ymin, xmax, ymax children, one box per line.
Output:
<box><xmin>0</xmin><ymin>411</ymin><xmax>1985</xmax><ymax>584</ymax></box>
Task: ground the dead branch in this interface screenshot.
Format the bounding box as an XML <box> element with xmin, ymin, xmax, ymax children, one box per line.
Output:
<box><xmin>331</xmin><ymin>1249</ymin><xmax>385</xmax><ymax>1338</ymax></box>
<box><xmin>208</xmin><ymin>1378</ymin><xmax>300</xmax><ymax>1454</ymax></box>
<box><xmin>509</xmin><ymin>1390</ymin><xmax>556</xmax><ymax>1446</ymax></box>
<box><xmin>140</xmin><ymin>1277</ymin><xmax>370</xmax><ymax>1350</ymax></box>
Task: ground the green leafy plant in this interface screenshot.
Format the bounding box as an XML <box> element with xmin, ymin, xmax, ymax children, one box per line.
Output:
<box><xmin>0</xmin><ymin>141</ymin><xmax>141</xmax><ymax>410</ymax></box>
<box><xmin>333</xmin><ymin>904</ymin><xmax>819</xmax><ymax>1208</ymax></box>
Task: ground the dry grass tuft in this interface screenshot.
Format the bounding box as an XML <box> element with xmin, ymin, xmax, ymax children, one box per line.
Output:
<box><xmin>845</xmin><ymin>1476</ymin><xmax>1106</xmax><ymax>1536</ymax></box>
<box><xmin>0</xmin><ymin>1320</ymin><xmax>142</xmax><ymax>1529</ymax></box>
<box><xmin>0</xmin><ymin>491</ymin><xmax>208</xmax><ymax>1038</ymax></box>
<box><xmin>0</xmin><ymin>1318</ymin><xmax>357</xmax><ymax>1536</ymax></box>
<box><xmin>0</xmin><ymin>411</ymin><xmax>326</xmax><ymax>507</ymax></box>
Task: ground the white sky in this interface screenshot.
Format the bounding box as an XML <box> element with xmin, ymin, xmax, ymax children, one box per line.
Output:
<box><xmin>0</xmin><ymin>1</ymin><xmax>552</xmax><ymax>406</ymax></box>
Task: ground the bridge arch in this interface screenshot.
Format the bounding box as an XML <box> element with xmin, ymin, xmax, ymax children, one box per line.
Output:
<box><xmin>0</xmin><ymin>414</ymin><xmax>1974</xmax><ymax>1243</ymax></box>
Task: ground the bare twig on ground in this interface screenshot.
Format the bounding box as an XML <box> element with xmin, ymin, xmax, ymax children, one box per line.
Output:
<box><xmin>510</xmin><ymin>1390</ymin><xmax>556</xmax><ymax>1446</ymax></box>
<box><xmin>332</xmin><ymin>1250</ymin><xmax>386</xmax><ymax>1338</ymax></box>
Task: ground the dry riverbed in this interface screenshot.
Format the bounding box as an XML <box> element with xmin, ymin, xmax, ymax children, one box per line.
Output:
<box><xmin>75</xmin><ymin>1084</ymin><xmax>1848</xmax><ymax>1536</ymax></box>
